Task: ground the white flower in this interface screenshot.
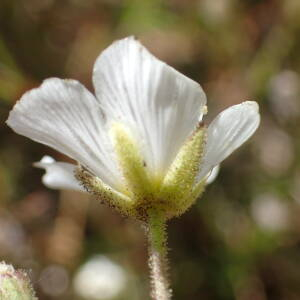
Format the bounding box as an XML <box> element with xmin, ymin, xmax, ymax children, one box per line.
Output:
<box><xmin>33</xmin><ymin>156</ymin><xmax>83</xmax><ymax>191</ymax></box>
<box><xmin>73</xmin><ymin>255</ymin><xmax>127</xmax><ymax>300</ymax></box>
<box><xmin>6</xmin><ymin>37</ymin><xmax>260</xmax><ymax>218</ymax></box>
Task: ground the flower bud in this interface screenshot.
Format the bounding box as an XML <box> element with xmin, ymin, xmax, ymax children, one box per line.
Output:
<box><xmin>0</xmin><ymin>262</ymin><xmax>37</xmax><ymax>300</ymax></box>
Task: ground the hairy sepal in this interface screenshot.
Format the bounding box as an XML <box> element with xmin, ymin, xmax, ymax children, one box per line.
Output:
<box><xmin>158</xmin><ymin>125</ymin><xmax>206</xmax><ymax>217</ymax></box>
<box><xmin>75</xmin><ymin>166</ymin><xmax>134</xmax><ymax>217</ymax></box>
<box><xmin>110</xmin><ymin>122</ymin><xmax>154</xmax><ymax>200</ymax></box>
<box><xmin>175</xmin><ymin>179</ymin><xmax>206</xmax><ymax>217</ymax></box>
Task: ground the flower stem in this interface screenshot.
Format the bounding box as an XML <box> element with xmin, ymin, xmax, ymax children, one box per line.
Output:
<box><xmin>147</xmin><ymin>210</ymin><xmax>172</xmax><ymax>300</ymax></box>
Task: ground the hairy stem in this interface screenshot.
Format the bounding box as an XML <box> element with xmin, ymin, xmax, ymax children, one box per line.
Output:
<box><xmin>147</xmin><ymin>210</ymin><xmax>171</xmax><ymax>300</ymax></box>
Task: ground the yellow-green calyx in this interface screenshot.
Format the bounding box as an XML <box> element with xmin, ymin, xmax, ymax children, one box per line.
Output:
<box><xmin>110</xmin><ymin>122</ymin><xmax>155</xmax><ymax>199</ymax></box>
<box><xmin>76</xmin><ymin>123</ymin><xmax>207</xmax><ymax>221</ymax></box>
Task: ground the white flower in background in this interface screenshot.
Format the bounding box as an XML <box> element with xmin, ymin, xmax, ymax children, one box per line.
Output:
<box><xmin>34</xmin><ymin>156</ymin><xmax>83</xmax><ymax>191</ymax></box>
<box><xmin>6</xmin><ymin>36</ymin><xmax>260</xmax><ymax>219</ymax></box>
<box><xmin>73</xmin><ymin>256</ymin><xmax>127</xmax><ymax>300</ymax></box>
<box><xmin>251</xmin><ymin>193</ymin><xmax>289</xmax><ymax>232</ymax></box>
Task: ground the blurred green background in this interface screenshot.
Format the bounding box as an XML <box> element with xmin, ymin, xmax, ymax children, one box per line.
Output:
<box><xmin>1</xmin><ymin>0</ymin><xmax>300</xmax><ymax>299</ymax></box>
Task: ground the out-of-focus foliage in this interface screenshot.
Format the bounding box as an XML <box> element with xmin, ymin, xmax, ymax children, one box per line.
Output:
<box><xmin>1</xmin><ymin>0</ymin><xmax>300</xmax><ymax>299</ymax></box>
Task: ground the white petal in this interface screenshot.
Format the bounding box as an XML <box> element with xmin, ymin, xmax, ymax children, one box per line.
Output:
<box><xmin>7</xmin><ymin>78</ymin><xmax>121</xmax><ymax>189</ymax></box>
<box><xmin>34</xmin><ymin>156</ymin><xmax>84</xmax><ymax>191</ymax></box>
<box><xmin>198</xmin><ymin>101</ymin><xmax>260</xmax><ymax>180</ymax></box>
<box><xmin>93</xmin><ymin>36</ymin><xmax>207</xmax><ymax>177</ymax></box>
<box><xmin>205</xmin><ymin>165</ymin><xmax>220</xmax><ymax>184</ymax></box>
